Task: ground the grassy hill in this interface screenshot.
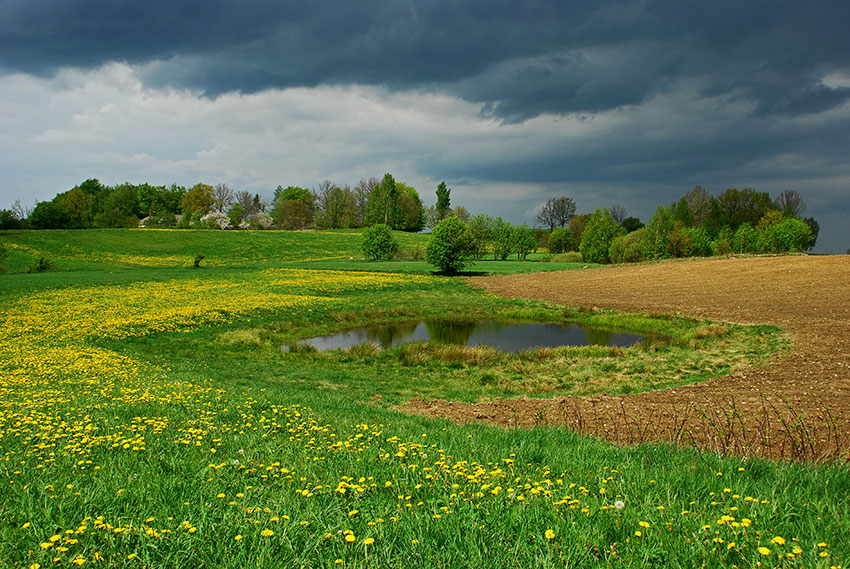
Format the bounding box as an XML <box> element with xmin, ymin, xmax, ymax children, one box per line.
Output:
<box><xmin>0</xmin><ymin>229</ymin><xmax>846</xmax><ymax>568</ymax></box>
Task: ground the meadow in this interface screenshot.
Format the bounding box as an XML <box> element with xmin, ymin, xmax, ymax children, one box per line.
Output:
<box><xmin>0</xmin><ymin>228</ymin><xmax>847</xmax><ymax>568</ymax></box>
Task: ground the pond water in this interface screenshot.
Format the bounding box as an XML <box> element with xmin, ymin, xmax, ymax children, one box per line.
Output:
<box><xmin>286</xmin><ymin>319</ymin><xmax>650</xmax><ymax>353</ymax></box>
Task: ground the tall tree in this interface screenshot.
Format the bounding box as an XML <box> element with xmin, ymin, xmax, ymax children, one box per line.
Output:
<box><xmin>716</xmin><ymin>188</ymin><xmax>774</xmax><ymax>230</ymax></box>
<box><xmin>212</xmin><ymin>183</ymin><xmax>235</xmax><ymax>213</ymax></box>
<box><xmin>435</xmin><ymin>181</ymin><xmax>451</xmax><ymax>221</ymax></box>
<box><xmin>365</xmin><ymin>173</ymin><xmax>399</xmax><ymax>226</ymax></box>
<box><xmin>354</xmin><ymin>177</ymin><xmax>380</xmax><ymax>227</ymax></box>
<box><xmin>609</xmin><ymin>205</ymin><xmax>626</xmax><ymax>225</ymax></box>
<box><xmin>181</xmin><ymin>183</ymin><xmax>216</xmax><ymax>215</ymax></box>
<box><xmin>537</xmin><ymin>196</ymin><xmax>576</xmax><ymax>230</ymax></box>
<box><xmin>684</xmin><ymin>186</ymin><xmax>714</xmax><ymax>227</ymax></box>
<box><xmin>774</xmin><ymin>190</ymin><xmax>806</xmax><ymax>219</ymax></box>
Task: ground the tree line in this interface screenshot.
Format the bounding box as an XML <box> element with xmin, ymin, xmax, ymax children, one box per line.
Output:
<box><xmin>409</xmin><ymin>186</ymin><xmax>819</xmax><ymax>274</ymax></box>
<box><xmin>0</xmin><ymin>173</ymin><xmax>449</xmax><ymax>233</ymax></box>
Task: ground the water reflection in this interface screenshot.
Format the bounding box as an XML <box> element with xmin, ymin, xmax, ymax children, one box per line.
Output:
<box><xmin>288</xmin><ymin>319</ymin><xmax>649</xmax><ymax>353</ymax></box>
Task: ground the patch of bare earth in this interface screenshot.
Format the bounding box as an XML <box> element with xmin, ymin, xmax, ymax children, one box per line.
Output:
<box><xmin>404</xmin><ymin>256</ymin><xmax>850</xmax><ymax>461</ymax></box>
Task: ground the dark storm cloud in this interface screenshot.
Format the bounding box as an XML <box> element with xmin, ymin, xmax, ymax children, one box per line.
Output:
<box><xmin>3</xmin><ymin>1</ymin><xmax>848</xmax><ymax>121</ymax></box>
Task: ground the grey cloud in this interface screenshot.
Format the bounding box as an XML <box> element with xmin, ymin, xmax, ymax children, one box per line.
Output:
<box><xmin>3</xmin><ymin>1</ymin><xmax>849</xmax><ymax>121</ymax></box>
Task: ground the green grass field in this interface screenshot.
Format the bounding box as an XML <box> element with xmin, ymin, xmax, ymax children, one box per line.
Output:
<box><xmin>0</xmin><ymin>228</ymin><xmax>847</xmax><ymax>568</ymax></box>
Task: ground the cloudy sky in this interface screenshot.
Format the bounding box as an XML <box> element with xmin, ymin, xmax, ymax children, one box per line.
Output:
<box><xmin>1</xmin><ymin>0</ymin><xmax>848</xmax><ymax>252</ymax></box>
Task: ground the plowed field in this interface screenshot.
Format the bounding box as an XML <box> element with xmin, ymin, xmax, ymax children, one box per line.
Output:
<box><xmin>406</xmin><ymin>256</ymin><xmax>850</xmax><ymax>461</ymax></box>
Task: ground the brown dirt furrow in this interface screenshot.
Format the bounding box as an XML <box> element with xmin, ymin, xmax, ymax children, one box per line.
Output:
<box><xmin>404</xmin><ymin>256</ymin><xmax>850</xmax><ymax>461</ymax></box>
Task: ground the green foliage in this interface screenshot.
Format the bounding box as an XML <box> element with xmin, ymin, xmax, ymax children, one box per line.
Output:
<box><xmin>568</xmin><ymin>214</ymin><xmax>590</xmax><ymax>248</ymax></box>
<box><xmin>361</xmin><ymin>224</ymin><xmax>399</xmax><ymax>260</ymax></box>
<box><xmin>28</xmin><ymin>256</ymin><xmax>54</xmax><ymax>273</ymax></box>
<box><xmin>466</xmin><ymin>215</ymin><xmax>493</xmax><ymax>260</ymax></box>
<box><xmin>365</xmin><ymin>174</ymin><xmax>400</xmax><ymax>227</ymax></box>
<box><xmin>425</xmin><ymin>216</ymin><xmax>475</xmax><ymax>274</ymax></box>
<box><xmin>547</xmin><ymin>227</ymin><xmax>575</xmax><ymax>253</ymax></box>
<box><xmin>227</xmin><ymin>202</ymin><xmax>245</xmax><ymax>227</ymax></box>
<box><xmin>395</xmin><ymin>184</ymin><xmax>426</xmax><ymax>232</ymax></box>
<box><xmin>511</xmin><ymin>224</ymin><xmax>536</xmax><ymax>260</ymax></box>
<box><xmin>621</xmin><ymin>216</ymin><xmax>644</xmax><ymax>233</ymax></box>
<box><xmin>181</xmin><ymin>183</ymin><xmax>216</xmax><ymax>216</ymax></box>
<box><xmin>490</xmin><ymin>217</ymin><xmax>514</xmax><ymax>261</ymax></box>
<box><xmin>579</xmin><ymin>208</ymin><xmax>625</xmax><ymax>264</ymax></box>
<box><xmin>29</xmin><ymin>200</ymin><xmax>71</xmax><ymax>229</ymax></box>
<box><xmin>435</xmin><ymin>181</ymin><xmax>451</xmax><ymax>221</ymax></box>
<box><xmin>316</xmin><ymin>186</ymin><xmax>357</xmax><ymax>229</ymax></box>
<box><xmin>682</xmin><ymin>226</ymin><xmax>712</xmax><ymax>257</ymax></box>
<box><xmin>609</xmin><ymin>228</ymin><xmax>646</xmax><ymax>264</ymax></box>
<box><xmin>0</xmin><ymin>244</ymin><xmax>6</xmax><ymax>272</ymax></box>
<box><xmin>711</xmin><ymin>227</ymin><xmax>734</xmax><ymax>256</ymax></box>
<box><xmin>732</xmin><ymin>222</ymin><xmax>761</xmax><ymax>253</ymax></box>
<box><xmin>642</xmin><ymin>205</ymin><xmax>674</xmax><ymax>259</ymax></box>
<box><xmin>717</xmin><ymin>188</ymin><xmax>774</xmax><ymax>230</ymax></box>
<box><xmin>763</xmin><ymin>218</ymin><xmax>813</xmax><ymax>252</ymax></box>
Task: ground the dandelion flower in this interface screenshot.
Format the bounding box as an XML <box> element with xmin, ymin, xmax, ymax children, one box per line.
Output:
<box><xmin>771</xmin><ymin>536</ymin><xmax>786</xmax><ymax>545</ymax></box>
<box><xmin>614</xmin><ymin>500</ymin><xmax>625</xmax><ymax>509</ymax></box>
<box><xmin>234</xmin><ymin>535</ymin><xmax>243</xmax><ymax>541</ymax></box>
<box><xmin>639</xmin><ymin>521</ymin><xmax>650</xmax><ymax>528</ymax></box>
<box><xmin>758</xmin><ymin>547</ymin><xmax>771</xmax><ymax>556</ymax></box>
<box><xmin>261</xmin><ymin>529</ymin><xmax>274</xmax><ymax>537</ymax></box>
<box><xmin>364</xmin><ymin>537</ymin><xmax>375</xmax><ymax>545</ymax></box>
<box><xmin>545</xmin><ymin>529</ymin><xmax>555</xmax><ymax>540</ymax></box>
<box><xmin>634</xmin><ymin>531</ymin><xmax>642</xmax><ymax>537</ymax></box>
<box><xmin>345</xmin><ymin>534</ymin><xmax>356</xmax><ymax>543</ymax></box>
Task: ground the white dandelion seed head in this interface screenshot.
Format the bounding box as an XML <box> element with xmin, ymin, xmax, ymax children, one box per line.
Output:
<box><xmin>614</xmin><ymin>500</ymin><xmax>625</xmax><ymax>509</ymax></box>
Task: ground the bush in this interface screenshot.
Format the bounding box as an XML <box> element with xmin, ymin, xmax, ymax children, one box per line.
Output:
<box><xmin>764</xmin><ymin>218</ymin><xmax>813</xmax><ymax>252</ymax></box>
<box><xmin>548</xmin><ymin>227</ymin><xmax>575</xmax><ymax>253</ymax></box>
<box><xmin>579</xmin><ymin>208</ymin><xmax>625</xmax><ymax>264</ymax></box>
<box><xmin>609</xmin><ymin>228</ymin><xmax>647</xmax><ymax>263</ymax></box>
<box><xmin>732</xmin><ymin>223</ymin><xmax>761</xmax><ymax>253</ymax></box>
<box><xmin>28</xmin><ymin>257</ymin><xmax>54</xmax><ymax>273</ymax></box>
<box><xmin>201</xmin><ymin>212</ymin><xmax>232</xmax><ymax>230</ymax></box>
<box><xmin>425</xmin><ymin>216</ymin><xmax>475</xmax><ymax>274</ymax></box>
<box><xmin>552</xmin><ymin>251</ymin><xmax>583</xmax><ymax>263</ymax></box>
<box><xmin>361</xmin><ymin>224</ymin><xmax>399</xmax><ymax>260</ymax></box>
<box><xmin>682</xmin><ymin>226</ymin><xmax>712</xmax><ymax>257</ymax></box>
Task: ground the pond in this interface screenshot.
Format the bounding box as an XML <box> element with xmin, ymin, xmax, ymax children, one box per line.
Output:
<box><xmin>285</xmin><ymin>319</ymin><xmax>651</xmax><ymax>353</ymax></box>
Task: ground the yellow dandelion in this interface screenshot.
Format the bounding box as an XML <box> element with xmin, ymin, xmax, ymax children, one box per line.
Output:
<box><xmin>30</xmin><ymin>564</ymin><xmax>41</xmax><ymax>569</ymax></box>
<box><xmin>639</xmin><ymin>521</ymin><xmax>650</xmax><ymax>528</ymax></box>
<box><xmin>345</xmin><ymin>534</ymin><xmax>356</xmax><ymax>543</ymax></box>
<box><xmin>364</xmin><ymin>537</ymin><xmax>375</xmax><ymax>545</ymax></box>
<box><xmin>771</xmin><ymin>536</ymin><xmax>786</xmax><ymax>545</ymax></box>
<box><xmin>635</xmin><ymin>531</ymin><xmax>642</xmax><ymax>537</ymax></box>
<box><xmin>545</xmin><ymin>529</ymin><xmax>555</xmax><ymax>540</ymax></box>
<box><xmin>758</xmin><ymin>547</ymin><xmax>771</xmax><ymax>556</ymax></box>
<box><xmin>260</xmin><ymin>529</ymin><xmax>274</xmax><ymax>537</ymax></box>
<box><xmin>234</xmin><ymin>535</ymin><xmax>243</xmax><ymax>541</ymax></box>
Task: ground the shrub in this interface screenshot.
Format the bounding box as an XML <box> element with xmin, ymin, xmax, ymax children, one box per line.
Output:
<box><xmin>200</xmin><ymin>212</ymin><xmax>232</xmax><ymax>230</ymax></box>
<box><xmin>579</xmin><ymin>208</ymin><xmax>625</xmax><ymax>264</ymax></box>
<box><xmin>361</xmin><ymin>224</ymin><xmax>399</xmax><ymax>260</ymax></box>
<box><xmin>425</xmin><ymin>216</ymin><xmax>475</xmax><ymax>274</ymax></box>
<box><xmin>28</xmin><ymin>257</ymin><xmax>54</xmax><ymax>273</ymax></box>
<box><xmin>609</xmin><ymin>228</ymin><xmax>647</xmax><ymax>263</ymax></box>
<box><xmin>548</xmin><ymin>227</ymin><xmax>575</xmax><ymax>253</ymax></box>
<box><xmin>711</xmin><ymin>227</ymin><xmax>733</xmax><ymax>256</ymax></box>
<box><xmin>732</xmin><ymin>223</ymin><xmax>761</xmax><ymax>253</ymax></box>
<box><xmin>764</xmin><ymin>217</ymin><xmax>813</xmax><ymax>252</ymax></box>
<box><xmin>682</xmin><ymin>226</ymin><xmax>712</xmax><ymax>257</ymax></box>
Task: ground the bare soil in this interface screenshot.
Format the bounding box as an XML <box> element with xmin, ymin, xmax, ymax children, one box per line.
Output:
<box><xmin>404</xmin><ymin>256</ymin><xmax>850</xmax><ymax>461</ymax></box>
